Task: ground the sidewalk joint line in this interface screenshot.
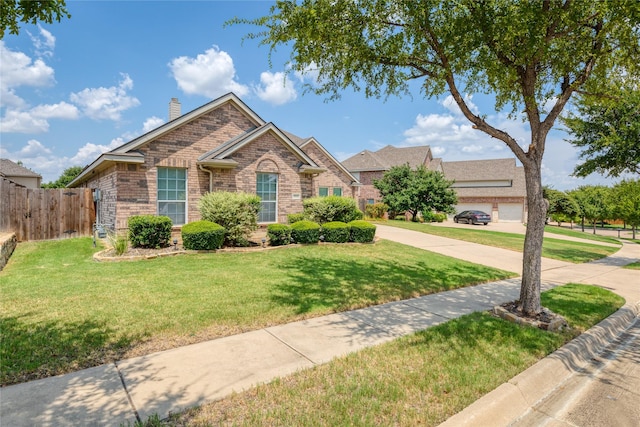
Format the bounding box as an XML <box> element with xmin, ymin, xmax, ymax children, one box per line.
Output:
<box><xmin>114</xmin><ymin>361</ymin><xmax>142</xmax><ymax>424</ymax></box>
<box><xmin>263</xmin><ymin>329</ymin><xmax>318</xmax><ymax>366</ymax></box>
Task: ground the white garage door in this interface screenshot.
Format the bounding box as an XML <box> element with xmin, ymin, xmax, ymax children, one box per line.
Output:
<box><xmin>498</xmin><ymin>203</ymin><xmax>523</xmax><ymax>222</ymax></box>
<box><xmin>453</xmin><ymin>204</ymin><xmax>493</xmax><ymax>220</ymax></box>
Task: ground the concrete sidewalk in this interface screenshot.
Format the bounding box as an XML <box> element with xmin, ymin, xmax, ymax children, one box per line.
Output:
<box><xmin>1</xmin><ymin>227</ymin><xmax>638</xmax><ymax>426</ymax></box>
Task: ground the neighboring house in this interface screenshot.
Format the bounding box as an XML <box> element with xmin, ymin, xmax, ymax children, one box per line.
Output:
<box><xmin>341</xmin><ymin>146</ymin><xmax>526</xmax><ymax>222</ymax></box>
<box><xmin>0</xmin><ymin>159</ymin><xmax>42</xmax><ymax>188</ymax></box>
<box><xmin>342</xmin><ymin>145</ymin><xmax>440</xmax><ymax>210</ymax></box>
<box><xmin>69</xmin><ymin>93</ymin><xmax>359</xmax><ymax>230</ymax></box>
<box><xmin>442</xmin><ymin>158</ymin><xmax>527</xmax><ymax>223</ymax></box>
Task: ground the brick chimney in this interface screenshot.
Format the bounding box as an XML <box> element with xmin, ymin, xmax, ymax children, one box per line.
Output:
<box><xmin>169</xmin><ymin>98</ymin><xmax>181</xmax><ymax>121</ymax></box>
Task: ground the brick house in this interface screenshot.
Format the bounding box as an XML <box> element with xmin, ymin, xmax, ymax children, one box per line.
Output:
<box><xmin>342</xmin><ymin>145</ymin><xmax>439</xmax><ymax>210</ymax></box>
<box><xmin>341</xmin><ymin>145</ymin><xmax>526</xmax><ymax>222</ymax></box>
<box><xmin>68</xmin><ymin>93</ymin><xmax>359</xmax><ymax>230</ymax></box>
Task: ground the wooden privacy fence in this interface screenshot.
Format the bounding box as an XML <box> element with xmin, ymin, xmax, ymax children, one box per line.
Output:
<box><xmin>0</xmin><ymin>178</ymin><xmax>95</xmax><ymax>241</ymax></box>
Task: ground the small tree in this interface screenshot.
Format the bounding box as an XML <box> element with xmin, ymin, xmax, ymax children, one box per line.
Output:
<box><xmin>374</xmin><ymin>164</ymin><xmax>457</xmax><ymax>222</ymax></box>
<box><xmin>198</xmin><ymin>191</ymin><xmax>261</xmax><ymax>246</ymax></box>
<box><xmin>610</xmin><ymin>180</ymin><xmax>640</xmax><ymax>239</ymax></box>
<box><xmin>543</xmin><ymin>187</ymin><xmax>579</xmax><ymax>228</ymax></box>
<box><xmin>569</xmin><ymin>186</ymin><xmax>611</xmax><ymax>234</ymax></box>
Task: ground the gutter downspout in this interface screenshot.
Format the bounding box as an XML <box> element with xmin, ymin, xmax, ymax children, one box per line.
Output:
<box><xmin>198</xmin><ymin>164</ymin><xmax>213</xmax><ymax>192</ymax></box>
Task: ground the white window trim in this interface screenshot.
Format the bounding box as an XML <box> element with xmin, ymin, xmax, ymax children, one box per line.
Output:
<box><xmin>157</xmin><ymin>167</ymin><xmax>188</xmax><ymax>225</ymax></box>
<box><xmin>257</xmin><ymin>172</ymin><xmax>278</xmax><ymax>223</ymax></box>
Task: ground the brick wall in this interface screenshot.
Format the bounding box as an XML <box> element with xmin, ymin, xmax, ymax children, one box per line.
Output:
<box><xmin>303</xmin><ymin>141</ymin><xmax>357</xmax><ymax>199</ymax></box>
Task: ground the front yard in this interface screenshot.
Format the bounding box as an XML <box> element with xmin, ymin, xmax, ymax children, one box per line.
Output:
<box><xmin>1</xmin><ymin>237</ymin><xmax>515</xmax><ymax>386</ymax></box>
<box><xmin>382</xmin><ymin>221</ymin><xmax>620</xmax><ymax>263</ymax></box>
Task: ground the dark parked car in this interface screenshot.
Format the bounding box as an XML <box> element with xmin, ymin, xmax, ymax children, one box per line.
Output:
<box><xmin>454</xmin><ymin>210</ymin><xmax>491</xmax><ymax>225</ymax></box>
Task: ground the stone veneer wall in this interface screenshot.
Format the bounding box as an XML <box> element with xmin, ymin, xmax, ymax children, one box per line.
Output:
<box><xmin>0</xmin><ymin>233</ymin><xmax>17</xmax><ymax>271</ymax></box>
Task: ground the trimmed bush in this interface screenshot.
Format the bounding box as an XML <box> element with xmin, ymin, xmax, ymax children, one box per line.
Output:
<box><xmin>321</xmin><ymin>221</ymin><xmax>350</xmax><ymax>243</ymax></box>
<box><xmin>303</xmin><ymin>196</ymin><xmax>364</xmax><ymax>224</ymax></box>
<box><xmin>432</xmin><ymin>212</ymin><xmax>448</xmax><ymax>223</ymax></box>
<box><xmin>181</xmin><ymin>220</ymin><xmax>225</xmax><ymax>250</ymax></box>
<box><xmin>290</xmin><ymin>220</ymin><xmax>321</xmax><ymax>244</ymax></box>
<box><xmin>128</xmin><ymin>215</ymin><xmax>172</xmax><ymax>248</ymax></box>
<box><xmin>365</xmin><ymin>202</ymin><xmax>388</xmax><ymax>219</ymax></box>
<box><xmin>348</xmin><ymin>220</ymin><xmax>377</xmax><ymax>243</ymax></box>
<box><xmin>287</xmin><ymin>212</ymin><xmax>306</xmax><ymax>224</ymax></box>
<box><xmin>267</xmin><ymin>223</ymin><xmax>291</xmax><ymax>246</ymax></box>
<box><xmin>198</xmin><ymin>191</ymin><xmax>261</xmax><ymax>247</ymax></box>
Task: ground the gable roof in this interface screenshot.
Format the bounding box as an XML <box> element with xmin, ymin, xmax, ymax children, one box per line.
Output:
<box><xmin>112</xmin><ymin>93</ymin><xmax>264</xmax><ymax>154</ymax></box>
<box><xmin>69</xmin><ymin>93</ymin><xmax>346</xmax><ymax>186</ymax></box>
<box><xmin>0</xmin><ymin>158</ymin><xmax>42</xmax><ymax>178</ymax></box>
<box><xmin>442</xmin><ymin>158</ymin><xmax>526</xmax><ymax>197</ymax></box>
<box><xmin>297</xmin><ymin>137</ymin><xmax>360</xmax><ymax>184</ymax></box>
<box><xmin>442</xmin><ymin>158</ymin><xmax>516</xmax><ymax>182</ymax></box>
<box><xmin>197</xmin><ymin>122</ymin><xmax>325</xmax><ymax>173</ymax></box>
<box><xmin>341</xmin><ymin>145</ymin><xmax>433</xmax><ymax>172</ymax></box>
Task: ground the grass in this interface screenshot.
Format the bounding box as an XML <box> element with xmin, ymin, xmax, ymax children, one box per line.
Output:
<box><xmin>543</xmin><ymin>225</ymin><xmax>621</xmax><ymax>244</ymax></box>
<box><xmin>0</xmin><ymin>237</ymin><xmax>515</xmax><ymax>386</ymax></box>
<box><xmin>624</xmin><ymin>262</ymin><xmax>640</xmax><ymax>270</ymax></box>
<box><xmin>159</xmin><ymin>284</ymin><xmax>624</xmax><ymax>427</ymax></box>
<box><xmin>381</xmin><ymin>221</ymin><xmax>620</xmax><ymax>263</ymax></box>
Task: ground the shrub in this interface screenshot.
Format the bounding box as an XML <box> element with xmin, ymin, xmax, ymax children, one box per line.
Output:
<box><xmin>287</xmin><ymin>212</ymin><xmax>306</xmax><ymax>224</ymax></box>
<box><xmin>303</xmin><ymin>196</ymin><xmax>364</xmax><ymax>224</ymax></box>
<box><xmin>128</xmin><ymin>215</ymin><xmax>172</xmax><ymax>248</ymax></box>
<box><xmin>290</xmin><ymin>220</ymin><xmax>321</xmax><ymax>244</ymax></box>
<box><xmin>198</xmin><ymin>191</ymin><xmax>261</xmax><ymax>247</ymax></box>
<box><xmin>321</xmin><ymin>221</ymin><xmax>350</xmax><ymax>243</ymax></box>
<box><xmin>267</xmin><ymin>223</ymin><xmax>291</xmax><ymax>246</ymax></box>
<box><xmin>365</xmin><ymin>202</ymin><xmax>388</xmax><ymax>219</ymax></box>
<box><xmin>349</xmin><ymin>220</ymin><xmax>377</xmax><ymax>243</ymax></box>
<box><xmin>432</xmin><ymin>212</ymin><xmax>448</xmax><ymax>223</ymax></box>
<box><xmin>181</xmin><ymin>220</ymin><xmax>225</xmax><ymax>250</ymax></box>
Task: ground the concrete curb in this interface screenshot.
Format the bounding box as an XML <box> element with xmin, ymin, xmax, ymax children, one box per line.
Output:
<box><xmin>438</xmin><ymin>302</ymin><xmax>640</xmax><ymax>427</ymax></box>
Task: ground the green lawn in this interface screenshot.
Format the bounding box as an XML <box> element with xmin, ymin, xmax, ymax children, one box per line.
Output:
<box><xmin>624</xmin><ymin>262</ymin><xmax>640</xmax><ymax>270</ymax></box>
<box><xmin>381</xmin><ymin>221</ymin><xmax>620</xmax><ymax>263</ymax></box>
<box><xmin>0</xmin><ymin>237</ymin><xmax>515</xmax><ymax>386</ymax></box>
<box><xmin>162</xmin><ymin>284</ymin><xmax>624</xmax><ymax>427</ymax></box>
<box><xmin>543</xmin><ymin>225</ymin><xmax>621</xmax><ymax>244</ymax></box>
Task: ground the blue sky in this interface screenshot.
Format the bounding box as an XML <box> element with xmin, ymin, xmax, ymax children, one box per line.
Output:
<box><xmin>0</xmin><ymin>1</ymin><xmax>621</xmax><ymax>190</ymax></box>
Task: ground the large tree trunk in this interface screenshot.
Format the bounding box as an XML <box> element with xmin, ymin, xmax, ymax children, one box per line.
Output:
<box><xmin>519</xmin><ymin>159</ymin><xmax>547</xmax><ymax>316</ymax></box>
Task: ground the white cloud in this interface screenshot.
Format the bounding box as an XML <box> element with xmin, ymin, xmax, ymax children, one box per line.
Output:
<box><xmin>169</xmin><ymin>46</ymin><xmax>249</xmax><ymax>99</ymax></box>
<box><xmin>69</xmin><ymin>139</ymin><xmax>123</xmax><ymax>166</ymax></box>
<box><xmin>294</xmin><ymin>62</ymin><xmax>321</xmax><ymax>86</ymax></box>
<box><xmin>70</xmin><ymin>73</ymin><xmax>140</xmax><ymax>120</ymax></box>
<box><xmin>31</xmin><ymin>102</ymin><xmax>79</xmax><ymax>119</ymax></box>
<box><xmin>440</xmin><ymin>94</ymin><xmax>479</xmax><ymax>116</ymax></box>
<box><xmin>254</xmin><ymin>71</ymin><xmax>297</xmax><ymax>105</ymax></box>
<box><xmin>142</xmin><ymin>116</ymin><xmax>164</xmax><ymax>133</ymax></box>
<box><xmin>1</xmin><ymin>102</ymin><xmax>79</xmax><ymax>133</ymax></box>
<box><xmin>461</xmin><ymin>144</ymin><xmax>484</xmax><ymax>153</ymax></box>
<box><xmin>0</xmin><ymin>41</ymin><xmax>55</xmax><ymax>90</ymax></box>
<box><xmin>0</xmin><ymin>40</ymin><xmax>55</xmax><ymax>110</ymax></box>
<box><xmin>0</xmin><ymin>110</ymin><xmax>50</xmax><ymax>133</ymax></box>
<box><xmin>431</xmin><ymin>146</ymin><xmax>446</xmax><ymax>156</ymax></box>
<box><xmin>28</xmin><ymin>25</ymin><xmax>56</xmax><ymax>57</ymax></box>
<box><xmin>402</xmin><ymin>113</ymin><xmax>479</xmax><ymax>146</ymax></box>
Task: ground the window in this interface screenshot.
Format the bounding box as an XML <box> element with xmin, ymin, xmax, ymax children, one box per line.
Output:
<box><xmin>257</xmin><ymin>173</ymin><xmax>278</xmax><ymax>222</ymax></box>
<box><xmin>157</xmin><ymin>167</ymin><xmax>186</xmax><ymax>225</ymax></box>
<box><xmin>332</xmin><ymin>187</ymin><xmax>342</xmax><ymax>196</ymax></box>
<box><xmin>319</xmin><ymin>187</ymin><xmax>329</xmax><ymax>197</ymax></box>
<box><xmin>367</xmin><ymin>199</ymin><xmax>375</xmax><ymax>205</ymax></box>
